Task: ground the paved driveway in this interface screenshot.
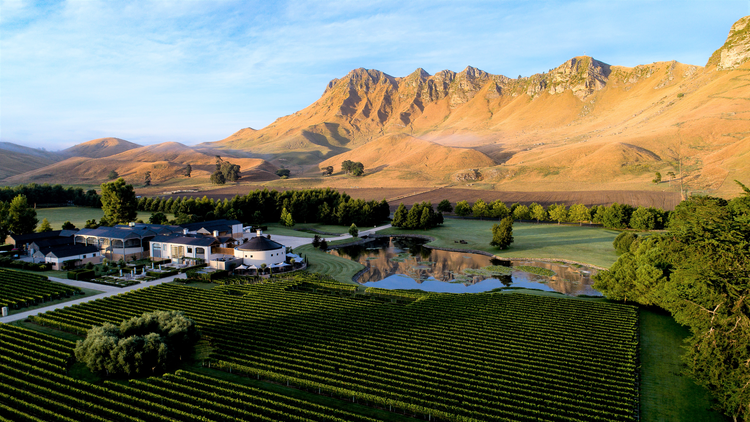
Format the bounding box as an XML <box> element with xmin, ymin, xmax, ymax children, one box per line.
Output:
<box><xmin>270</xmin><ymin>224</ymin><xmax>392</xmax><ymax>249</ymax></box>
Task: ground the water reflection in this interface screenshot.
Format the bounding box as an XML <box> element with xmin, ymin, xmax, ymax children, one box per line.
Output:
<box><xmin>328</xmin><ymin>237</ymin><xmax>601</xmax><ymax>296</ymax></box>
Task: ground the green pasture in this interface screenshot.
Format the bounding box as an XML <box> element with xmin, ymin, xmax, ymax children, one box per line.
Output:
<box><xmin>34</xmin><ymin>207</ymin><xmax>175</xmax><ymax>231</ymax></box>
<box><xmin>263</xmin><ymin>223</ymin><xmax>346</xmax><ymax>238</ymax></box>
<box><xmin>296</xmin><ymin>244</ymin><xmax>364</xmax><ymax>285</ymax></box>
<box><xmin>639</xmin><ymin>308</ymin><xmax>728</xmax><ymax>421</ymax></box>
<box><xmin>379</xmin><ymin>219</ymin><xmax>621</xmax><ymax>268</ymax></box>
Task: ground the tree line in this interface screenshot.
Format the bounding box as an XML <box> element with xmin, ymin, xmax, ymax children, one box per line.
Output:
<box><xmin>0</xmin><ymin>183</ymin><xmax>100</xmax><ymax>208</ymax></box>
<box><xmin>592</xmin><ymin>181</ymin><xmax>750</xmax><ymax>422</ymax></box>
<box><xmin>138</xmin><ymin>187</ymin><xmax>390</xmax><ymax>228</ymax></box>
<box><xmin>451</xmin><ymin>199</ymin><xmax>667</xmax><ymax>230</ymax></box>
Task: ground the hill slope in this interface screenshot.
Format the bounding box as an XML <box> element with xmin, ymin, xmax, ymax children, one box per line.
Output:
<box><xmin>60</xmin><ymin>137</ymin><xmax>141</xmax><ymax>158</ymax></box>
<box><xmin>5</xmin><ymin>141</ymin><xmax>278</xmax><ymax>186</ymax></box>
<box><xmin>209</xmin><ymin>16</ymin><xmax>750</xmax><ymax>196</ymax></box>
<box><xmin>0</xmin><ymin>142</ymin><xmax>61</xmax><ymax>180</ymax></box>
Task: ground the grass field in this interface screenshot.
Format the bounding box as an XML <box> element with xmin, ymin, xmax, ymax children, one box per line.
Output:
<box><xmin>264</xmin><ymin>222</ymin><xmax>346</xmax><ymax>238</ymax></box>
<box><xmin>35</xmin><ymin>207</ymin><xmax>175</xmax><ymax>230</ymax></box>
<box><xmin>639</xmin><ymin>308</ymin><xmax>728</xmax><ymax>422</ymax></box>
<box><xmin>379</xmin><ymin>218</ymin><xmax>621</xmax><ymax>268</ymax></box>
<box><xmin>296</xmin><ymin>244</ymin><xmax>364</xmax><ymax>285</ymax></box>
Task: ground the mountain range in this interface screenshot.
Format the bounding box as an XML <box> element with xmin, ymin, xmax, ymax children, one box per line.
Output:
<box><xmin>3</xmin><ymin>16</ymin><xmax>750</xmax><ymax>197</ymax></box>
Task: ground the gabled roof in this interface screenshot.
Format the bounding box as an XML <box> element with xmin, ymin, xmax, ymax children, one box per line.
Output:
<box><xmin>45</xmin><ymin>244</ymin><xmax>99</xmax><ymax>259</ymax></box>
<box><xmin>151</xmin><ymin>234</ymin><xmax>219</xmax><ymax>247</ymax></box>
<box><xmin>29</xmin><ymin>237</ymin><xmax>75</xmax><ymax>249</ymax></box>
<box><xmin>9</xmin><ymin>229</ymin><xmax>78</xmax><ymax>244</ymax></box>
<box><xmin>115</xmin><ymin>223</ymin><xmax>183</xmax><ymax>235</ymax></box>
<box><xmin>76</xmin><ymin>226</ymin><xmax>157</xmax><ymax>240</ymax></box>
<box><xmin>180</xmin><ymin>219</ymin><xmax>241</xmax><ymax>233</ymax></box>
<box><xmin>236</xmin><ymin>236</ymin><xmax>284</xmax><ymax>251</ymax></box>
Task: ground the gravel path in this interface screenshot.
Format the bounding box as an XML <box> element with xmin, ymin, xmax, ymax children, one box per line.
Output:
<box><xmin>271</xmin><ymin>224</ymin><xmax>392</xmax><ymax>249</ymax></box>
<box><xmin>0</xmin><ymin>273</ymin><xmax>186</xmax><ymax>324</ymax></box>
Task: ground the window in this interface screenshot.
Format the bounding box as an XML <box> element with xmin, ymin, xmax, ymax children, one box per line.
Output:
<box><xmin>82</xmin><ymin>255</ymin><xmax>86</xmax><ymax>258</ymax></box>
<box><xmin>187</xmin><ymin>247</ymin><xmax>193</xmax><ymax>254</ymax></box>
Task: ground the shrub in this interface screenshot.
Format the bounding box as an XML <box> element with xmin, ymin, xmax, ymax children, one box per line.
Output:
<box><xmin>613</xmin><ymin>232</ymin><xmax>639</xmax><ymax>255</ymax></box>
<box><xmin>75</xmin><ymin>310</ymin><xmax>199</xmax><ymax>376</ymax></box>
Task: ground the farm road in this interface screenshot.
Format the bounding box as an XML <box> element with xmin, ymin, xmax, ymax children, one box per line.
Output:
<box><xmin>272</xmin><ymin>224</ymin><xmax>392</xmax><ymax>248</ymax></box>
<box><xmin>0</xmin><ymin>273</ymin><xmax>187</xmax><ymax>324</ymax></box>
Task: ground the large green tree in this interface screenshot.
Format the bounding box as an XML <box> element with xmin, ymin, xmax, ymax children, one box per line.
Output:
<box><xmin>100</xmin><ymin>178</ymin><xmax>137</xmax><ymax>225</ymax></box>
<box><xmin>490</xmin><ymin>217</ymin><xmax>514</xmax><ymax>249</ymax></box>
<box><xmin>593</xmin><ymin>189</ymin><xmax>750</xmax><ymax>421</ymax></box>
<box><xmin>7</xmin><ymin>194</ymin><xmax>38</xmax><ymax>235</ymax></box>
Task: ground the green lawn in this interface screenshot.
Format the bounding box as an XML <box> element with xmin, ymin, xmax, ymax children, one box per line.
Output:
<box><xmin>639</xmin><ymin>308</ymin><xmax>728</xmax><ymax>421</ymax></box>
<box><xmin>296</xmin><ymin>244</ymin><xmax>364</xmax><ymax>285</ymax></box>
<box><xmin>263</xmin><ymin>223</ymin><xmax>346</xmax><ymax>238</ymax></box>
<box><xmin>35</xmin><ymin>207</ymin><xmax>175</xmax><ymax>230</ymax></box>
<box><xmin>379</xmin><ymin>219</ymin><xmax>621</xmax><ymax>268</ymax></box>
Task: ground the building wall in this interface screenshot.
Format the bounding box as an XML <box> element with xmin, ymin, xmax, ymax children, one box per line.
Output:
<box><xmin>234</xmin><ymin>247</ymin><xmax>286</xmax><ymax>267</ymax></box>
<box><xmin>151</xmin><ymin>242</ymin><xmax>210</xmax><ymax>261</ymax></box>
<box><xmin>47</xmin><ymin>253</ymin><xmax>102</xmax><ymax>270</ymax></box>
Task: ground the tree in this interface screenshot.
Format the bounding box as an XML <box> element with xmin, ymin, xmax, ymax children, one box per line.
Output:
<box><xmin>454</xmin><ymin>200</ymin><xmax>472</xmax><ymax>217</ymax></box>
<box><xmin>149</xmin><ymin>212</ymin><xmax>168</xmax><ymax>225</ymax></box>
<box><xmin>599</xmin><ymin>203</ymin><xmax>634</xmax><ymax>229</ymax></box>
<box><xmin>512</xmin><ymin>204</ymin><xmax>531</xmax><ymax>221</ymax></box>
<box><xmin>61</xmin><ymin>221</ymin><xmax>76</xmax><ymax>230</ymax></box>
<box><xmin>7</xmin><ymin>195</ymin><xmax>38</xmax><ymax>235</ymax></box>
<box><xmin>0</xmin><ymin>202</ymin><xmax>10</xmax><ymax>242</ymax></box>
<box><xmin>548</xmin><ymin>204</ymin><xmax>568</xmax><ymax>224</ymax></box>
<box><xmin>319</xmin><ymin>239</ymin><xmax>328</xmax><ymax>250</ymax></box>
<box><xmin>322</xmin><ymin>166</ymin><xmax>334</xmax><ymax>176</ymax></box>
<box><xmin>312</xmin><ymin>234</ymin><xmax>321</xmax><ymax>248</ymax></box>
<box><xmin>351</xmin><ymin>162</ymin><xmax>364</xmax><ymax>176</ymax></box>
<box><xmin>276</xmin><ymin>169</ymin><xmax>291</xmax><ymax>178</ymax></box>
<box><xmin>84</xmin><ymin>219</ymin><xmax>99</xmax><ymax>229</ymax></box>
<box><xmin>349</xmin><ymin>223</ymin><xmax>359</xmax><ymax>238</ymax></box>
<box><xmin>280</xmin><ymin>207</ymin><xmax>294</xmax><ymax>227</ymax></box>
<box><xmin>629</xmin><ymin>207</ymin><xmax>661</xmax><ymax>231</ymax></box>
<box><xmin>530</xmin><ymin>203</ymin><xmax>547</xmax><ymax>223</ymax></box>
<box><xmin>210</xmin><ymin>171</ymin><xmax>226</xmax><ymax>185</ymax></box>
<box><xmin>472</xmin><ymin>199</ymin><xmax>490</xmax><ymax>219</ymax></box>
<box><xmin>437</xmin><ymin>199</ymin><xmax>453</xmax><ymax>213</ymax></box>
<box><xmin>75</xmin><ymin>310</ymin><xmax>199</xmax><ymax>377</ymax></box>
<box><xmin>613</xmin><ymin>232</ymin><xmax>639</xmax><ymax>255</ymax></box>
<box><xmin>220</xmin><ymin>161</ymin><xmax>241</xmax><ymax>182</ymax></box>
<box><xmin>392</xmin><ymin>203</ymin><xmax>407</xmax><ymax>227</ymax></box>
<box><xmin>491</xmin><ymin>217</ymin><xmax>514</xmax><ymax>249</ymax></box>
<box><xmin>107</xmin><ymin>170</ymin><xmax>119</xmax><ymax>180</ymax></box>
<box><xmin>100</xmin><ymin>178</ymin><xmax>138</xmax><ymax>225</ymax></box>
<box><xmin>489</xmin><ymin>200</ymin><xmax>510</xmax><ymax>219</ymax></box>
<box><xmin>144</xmin><ymin>171</ymin><xmax>152</xmax><ymax>187</ymax></box>
<box><xmin>419</xmin><ymin>207</ymin><xmax>432</xmax><ymax>229</ymax></box>
<box><xmin>184</xmin><ymin>164</ymin><xmax>192</xmax><ymax>178</ymax></box>
<box><xmin>38</xmin><ymin>218</ymin><xmax>53</xmax><ymax>233</ymax></box>
<box><xmin>568</xmin><ymin>204</ymin><xmax>590</xmax><ymax>225</ymax></box>
<box><xmin>652</xmin><ymin>172</ymin><xmax>662</xmax><ymax>184</ymax></box>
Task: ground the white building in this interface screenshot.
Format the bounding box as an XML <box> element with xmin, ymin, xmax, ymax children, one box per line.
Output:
<box><xmin>149</xmin><ymin>235</ymin><xmax>221</xmax><ymax>261</ymax></box>
<box><xmin>44</xmin><ymin>244</ymin><xmax>101</xmax><ymax>270</ymax></box>
<box><xmin>234</xmin><ymin>231</ymin><xmax>286</xmax><ymax>267</ymax></box>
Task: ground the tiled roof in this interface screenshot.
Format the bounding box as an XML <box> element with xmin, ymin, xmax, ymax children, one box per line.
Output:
<box><xmin>45</xmin><ymin>244</ymin><xmax>100</xmax><ymax>258</ymax></box>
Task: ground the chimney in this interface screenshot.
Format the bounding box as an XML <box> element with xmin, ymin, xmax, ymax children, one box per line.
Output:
<box><xmin>183</xmin><ymin>228</ymin><xmax>188</xmax><ymax>235</ymax></box>
<box><xmin>213</xmin><ymin>230</ymin><xmax>219</xmax><ymax>237</ymax></box>
<box><xmin>256</xmin><ymin>229</ymin><xmax>262</xmax><ymax>237</ymax></box>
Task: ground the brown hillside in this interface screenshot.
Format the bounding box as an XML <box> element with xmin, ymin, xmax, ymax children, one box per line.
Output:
<box><xmin>6</xmin><ymin>141</ymin><xmax>278</xmax><ymax>186</ymax></box>
<box><xmin>0</xmin><ymin>142</ymin><xmax>61</xmax><ymax>180</ymax></box>
<box><xmin>207</xmin><ymin>16</ymin><xmax>750</xmax><ymax>196</ymax></box>
<box><xmin>61</xmin><ymin>137</ymin><xmax>141</xmax><ymax>158</ymax></box>
<box><xmin>318</xmin><ymin>134</ymin><xmax>495</xmax><ymax>184</ymax></box>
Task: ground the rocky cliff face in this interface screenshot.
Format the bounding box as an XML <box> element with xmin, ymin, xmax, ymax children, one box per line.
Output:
<box><xmin>708</xmin><ymin>15</ymin><xmax>750</xmax><ymax>69</ymax></box>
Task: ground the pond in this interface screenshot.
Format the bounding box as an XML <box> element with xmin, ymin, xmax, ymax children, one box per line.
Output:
<box><xmin>328</xmin><ymin>237</ymin><xmax>602</xmax><ymax>296</ymax></box>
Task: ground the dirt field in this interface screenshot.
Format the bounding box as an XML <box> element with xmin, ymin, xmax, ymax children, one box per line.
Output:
<box><xmin>389</xmin><ymin>188</ymin><xmax>682</xmax><ymax>210</ymax></box>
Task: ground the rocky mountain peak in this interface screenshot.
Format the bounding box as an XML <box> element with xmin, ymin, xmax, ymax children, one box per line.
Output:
<box><xmin>708</xmin><ymin>15</ymin><xmax>750</xmax><ymax>69</ymax></box>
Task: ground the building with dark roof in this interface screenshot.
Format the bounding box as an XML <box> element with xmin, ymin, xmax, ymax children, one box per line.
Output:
<box><xmin>233</xmin><ymin>230</ymin><xmax>286</xmax><ymax>267</ymax></box>
<box><xmin>43</xmin><ymin>244</ymin><xmax>101</xmax><ymax>270</ymax></box>
<box><xmin>180</xmin><ymin>219</ymin><xmax>242</xmax><ymax>238</ymax></box>
<box><xmin>74</xmin><ymin>225</ymin><xmax>160</xmax><ymax>261</ymax></box>
<box><xmin>8</xmin><ymin>230</ymin><xmax>79</xmax><ymax>252</ymax></box>
<box><xmin>150</xmin><ymin>235</ymin><xmax>221</xmax><ymax>262</ymax></box>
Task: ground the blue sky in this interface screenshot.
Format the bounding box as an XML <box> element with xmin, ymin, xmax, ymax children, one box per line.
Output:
<box><xmin>1</xmin><ymin>0</ymin><xmax>747</xmax><ymax>150</ymax></box>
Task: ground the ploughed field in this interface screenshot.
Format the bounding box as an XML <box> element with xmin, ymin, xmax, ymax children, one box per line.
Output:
<box><xmin>12</xmin><ymin>274</ymin><xmax>640</xmax><ymax>422</ymax></box>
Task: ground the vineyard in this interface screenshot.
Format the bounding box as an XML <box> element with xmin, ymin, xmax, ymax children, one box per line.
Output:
<box><xmin>0</xmin><ymin>268</ymin><xmax>81</xmax><ymax>310</ymax></box>
<box><xmin>13</xmin><ymin>273</ymin><xmax>639</xmax><ymax>422</ymax></box>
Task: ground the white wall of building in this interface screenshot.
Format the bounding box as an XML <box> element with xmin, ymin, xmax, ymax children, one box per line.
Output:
<box><xmin>234</xmin><ymin>247</ymin><xmax>286</xmax><ymax>267</ymax></box>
